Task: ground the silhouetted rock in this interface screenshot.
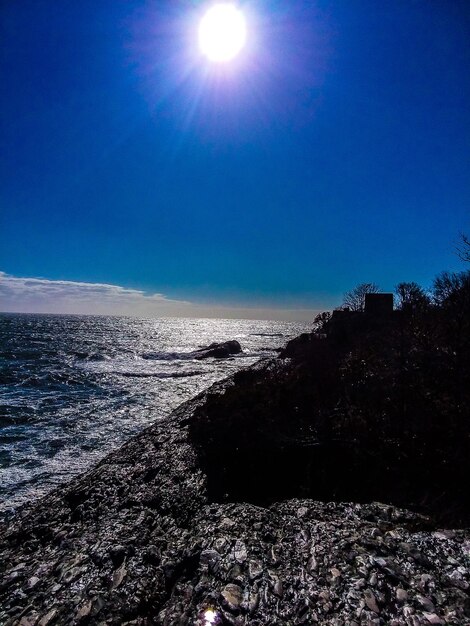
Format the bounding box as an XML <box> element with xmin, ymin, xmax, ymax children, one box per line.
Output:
<box><xmin>193</xmin><ymin>340</ymin><xmax>242</xmax><ymax>359</ymax></box>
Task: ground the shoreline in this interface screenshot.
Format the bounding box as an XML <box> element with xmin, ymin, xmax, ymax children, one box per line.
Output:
<box><xmin>0</xmin><ymin>314</ymin><xmax>307</xmax><ymax>516</ymax></box>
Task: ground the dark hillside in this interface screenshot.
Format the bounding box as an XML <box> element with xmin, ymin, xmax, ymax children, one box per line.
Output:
<box><xmin>191</xmin><ymin>292</ymin><xmax>470</xmax><ymax>526</ymax></box>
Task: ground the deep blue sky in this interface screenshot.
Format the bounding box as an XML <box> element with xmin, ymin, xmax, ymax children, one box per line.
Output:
<box><xmin>1</xmin><ymin>0</ymin><xmax>469</xmax><ymax>316</ymax></box>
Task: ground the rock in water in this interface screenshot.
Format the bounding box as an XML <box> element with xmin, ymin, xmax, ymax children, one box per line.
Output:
<box><xmin>193</xmin><ymin>340</ymin><xmax>242</xmax><ymax>359</ymax></box>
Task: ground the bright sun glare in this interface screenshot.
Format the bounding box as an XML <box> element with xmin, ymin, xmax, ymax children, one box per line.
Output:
<box><xmin>203</xmin><ymin>608</ymin><xmax>218</xmax><ymax>624</ymax></box>
<box><xmin>199</xmin><ymin>4</ymin><xmax>247</xmax><ymax>63</ymax></box>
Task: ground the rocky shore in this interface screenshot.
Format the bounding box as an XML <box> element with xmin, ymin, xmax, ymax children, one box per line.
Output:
<box><xmin>1</xmin><ymin>340</ymin><xmax>469</xmax><ymax>625</ymax></box>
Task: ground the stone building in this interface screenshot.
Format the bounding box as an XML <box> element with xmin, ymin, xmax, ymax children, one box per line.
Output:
<box><xmin>364</xmin><ymin>293</ymin><xmax>394</xmax><ymax>316</ymax></box>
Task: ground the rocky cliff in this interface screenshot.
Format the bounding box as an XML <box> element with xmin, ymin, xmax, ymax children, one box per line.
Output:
<box><xmin>1</xmin><ymin>339</ymin><xmax>469</xmax><ymax>625</ymax></box>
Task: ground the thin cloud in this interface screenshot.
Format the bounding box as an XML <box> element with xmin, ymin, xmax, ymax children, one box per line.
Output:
<box><xmin>0</xmin><ymin>271</ymin><xmax>320</xmax><ymax>321</ymax></box>
<box><xmin>0</xmin><ymin>271</ymin><xmax>191</xmax><ymax>314</ymax></box>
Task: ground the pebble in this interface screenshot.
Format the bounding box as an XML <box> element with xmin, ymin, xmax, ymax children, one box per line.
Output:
<box><xmin>319</xmin><ymin>590</ymin><xmax>330</xmax><ymax>603</ymax></box>
<box><xmin>248</xmin><ymin>559</ymin><xmax>263</xmax><ymax>581</ymax></box>
<box><xmin>38</xmin><ymin>610</ymin><xmax>58</xmax><ymax>626</ymax></box>
<box><xmin>220</xmin><ymin>518</ymin><xmax>235</xmax><ymax>530</ymax></box>
<box><xmin>221</xmin><ymin>584</ymin><xmax>243</xmax><ymax>612</ymax></box>
<box><xmin>143</xmin><ymin>544</ymin><xmax>160</xmax><ymax>564</ymax></box>
<box><xmin>248</xmin><ymin>591</ymin><xmax>259</xmax><ymax>614</ymax></box>
<box><xmin>447</xmin><ymin>569</ymin><xmax>469</xmax><ymax>590</ymax></box>
<box><xmin>233</xmin><ymin>540</ymin><xmax>247</xmax><ymax>563</ymax></box>
<box><xmin>270</xmin><ymin>545</ymin><xmax>282</xmax><ymax>566</ymax></box>
<box><xmin>423</xmin><ymin>613</ymin><xmax>444</xmax><ymax>625</ymax></box>
<box><xmin>273</xmin><ymin>579</ymin><xmax>284</xmax><ymax>598</ymax></box>
<box><xmin>363</xmin><ymin>589</ymin><xmax>380</xmax><ymax>613</ymax></box>
<box><xmin>214</xmin><ymin>537</ymin><xmax>228</xmax><ymax>553</ymax></box>
<box><xmin>228</xmin><ymin>563</ymin><xmax>243</xmax><ymax>582</ymax></box>
<box><xmin>396</xmin><ymin>588</ymin><xmax>408</xmax><ymax>603</ymax></box>
<box><xmin>416</xmin><ymin>596</ymin><xmax>435</xmax><ymax>612</ymax></box>
<box><xmin>76</xmin><ymin>602</ymin><xmax>92</xmax><ymax>620</ymax></box>
<box><xmin>200</xmin><ymin>549</ymin><xmax>220</xmax><ymax>566</ymax></box>
<box><xmin>19</xmin><ymin>615</ymin><xmax>39</xmax><ymax>626</ymax></box>
<box><xmin>61</xmin><ymin>566</ymin><xmax>82</xmax><ymax>584</ymax></box>
<box><xmin>111</xmin><ymin>564</ymin><xmax>127</xmax><ymax>590</ymax></box>
<box><xmin>307</xmin><ymin>555</ymin><xmax>318</xmax><ymax>572</ymax></box>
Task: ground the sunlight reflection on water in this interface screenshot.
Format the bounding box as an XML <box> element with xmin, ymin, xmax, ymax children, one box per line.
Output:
<box><xmin>0</xmin><ymin>314</ymin><xmax>309</xmax><ymax>516</ymax></box>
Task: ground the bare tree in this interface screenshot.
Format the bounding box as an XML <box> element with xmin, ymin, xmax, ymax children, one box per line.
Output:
<box><xmin>394</xmin><ymin>282</ymin><xmax>429</xmax><ymax>310</ymax></box>
<box><xmin>313</xmin><ymin>311</ymin><xmax>331</xmax><ymax>333</ymax></box>
<box><xmin>342</xmin><ymin>282</ymin><xmax>380</xmax><ymax>312</ymax></box>
<box><xmin>456</xmin><ymin>233</ymin><xmax>470</xmax><ymax>263</ymax></box>
<box><xmin>433</xmin><ymin>270</ymin><xmax>470</xmax><ymax>305</ymax></box>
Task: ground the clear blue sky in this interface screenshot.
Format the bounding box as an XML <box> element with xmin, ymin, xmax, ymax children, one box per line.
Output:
<box><xmin>1</xmin><ymin>0</ymin><xmax>469</xmax><ymax>318</ymax></box>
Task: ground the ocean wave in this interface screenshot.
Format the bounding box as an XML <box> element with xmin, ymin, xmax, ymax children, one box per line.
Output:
<box><xmin>0</xmin><ymin>372</ymin><xmax>22</xmax><ymax>385</ymax></box>
<box><xmin>0</xmin><ymin>349</ymin><xmax>56</xmax><ymax>360</ymax></box>
<box><xmin>72</xmin><ymin>351</ymin><xmax>112</xmax><ymax>361</ymax></box>
<box><xmin>118</xmin><ymin>371</ymin><xmax>203</xmax><ymax>379</ymax></box>
<box><xmin>141</xmin><ymin>351</ymin><xmax>183</xmax><ymax>361</ymax></box>
<box><xmin>17</xmin><ymin>371</ymin><xmax>92</xmax><ymax>388</ymax></box>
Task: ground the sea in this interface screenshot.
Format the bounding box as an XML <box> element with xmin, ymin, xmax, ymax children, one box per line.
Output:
<box><xmin>0</xmin><ymin>313</ymin><xmax>309</xmax><ymax>519</ymax></box>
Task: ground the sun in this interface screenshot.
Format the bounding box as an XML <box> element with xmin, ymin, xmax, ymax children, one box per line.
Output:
<box><xmin>198</xmin><ymin>4</ymin><xmax>247</xmax><ymax>63</ymax></box>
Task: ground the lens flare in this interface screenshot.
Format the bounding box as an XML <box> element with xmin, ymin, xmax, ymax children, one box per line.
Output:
<box><xmin>202</xmin><ymin>608</ymin><xmax>219</xmax><ymax>624</ymax></box>
<box><xmin>199</xmin><ymin>4</ymin><xmax>247</xmax><ymax>63</ymax></box>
